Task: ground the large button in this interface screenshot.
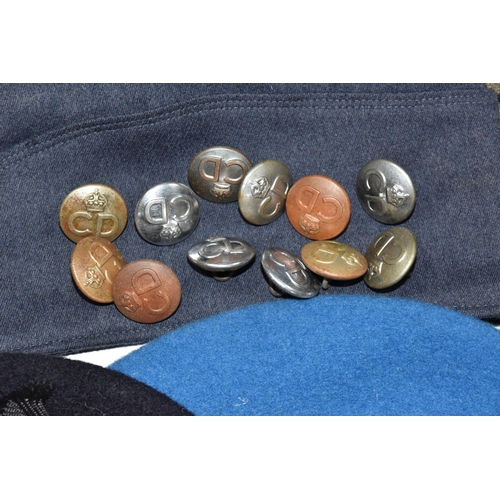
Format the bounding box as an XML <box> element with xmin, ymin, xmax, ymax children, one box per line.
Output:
<box><xmin>112</xmin><ymin>260</ymin><xmax>182</xmax><ymax>323</ymax></box>
<box><xmin>356</xmin><ymin>159</ymin><xmax>416</xmax><ymax>224</ymax></box>
<box><xmin>59</xmin><ymin>184</ymin><xmax>128</xmax><ymax>243</ymax></box>
<box><xmin>238</xmin><ymin>160</ymin><xmax>292</xmax><ymax>225</ymax></box>
<box><xmin>286</xmin><ymin>175</ymin><xmax>351</xmax><ymax>240</ymax></box>
<box><xmin>70</xmin><ymin>236</ymin><xmax>126</xmax><ymax>303</ymax></box>
<box><xmin>135</xmin><ymin>183</ymin><xmax>200</xmax><ymax>246</ymax></box>
<box><xmin>188</xmin><ymin>146</ymin><xmax>252</xmax><ymax>203</ymax></box>
<box><xmin>364</xmin><ymin>227</ymin><xmax>417</xmax><ymax>289</ymax></box>
<box><xmin>261</xmin><ymin>248</ymin><xmax>320</xmax><ymax>298</ymax></box>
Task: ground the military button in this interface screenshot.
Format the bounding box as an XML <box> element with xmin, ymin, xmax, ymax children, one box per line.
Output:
<box><xmin>188</xmin><ymin>146</ymin><xmax>252</xmax><ymax>203</ymax></box>
<box><xmin>356</xmin><ymin>159</ymin><xmax>416</xmax><ymax>224</ymax></box>
<box><xmin>135</xmin><ymin>183</ymin><xmax>200</xmax><ymax>246</ymax></box>
<box><xmin>59</xmin><ymin>184</ymin><xmax>128</xmax><ymax>243</ymax></box>
<box><xmin>238</xmin><ymin>160</ymin><xmax>293</xmax><ymax>225</ymax></box>
<box><xmin>187</xmin><ymin>236</ymin><xmax>255</xmax><ymax>281</ymax></box>
<box><xmin>301</xmin><ymin>240</ymin><xmax>368</xmax><ymax>289</ymax></box>
<box><xmin>112</xmin><ymin>260</ymin><xmax>181</xmax><ymax>323</ymax></box>
<box><xmin>286</xmin><ymin>175</ymin><xmax>351</xmax><ymax>240</ymax></box>
<box><xmin>364</xmin><ymin>227</ymin><xmax>417</xmax><ymax>289</ymax></box>
<box><xmin>261</xmin><ymin>248</ymin><xmax>320</xmax><ymax>298</ymax></box>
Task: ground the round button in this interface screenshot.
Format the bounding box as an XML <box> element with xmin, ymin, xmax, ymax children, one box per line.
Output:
<box><xmin>134</xmin><ymin>183</ymin><xmax>200</xmax><ymax>246</ymax></box>
<box><xmin>286</xmin><ymin>175</ymin><xmax>351</xmax><ymax>240</ymax></box>
<box><xmin>356</xmin><ymin>159</ymin><xmax>416</xmax><ymax>224</ymax></box>
<box><xmin>112</xmin><ymin>260</ymin><xmax>182</xmax><ymax>323</ymax></box>
<box><xmin>188</xmin><ymin>146</ymin><xmax>252</xmax><ymax>203</ymax></box>
<box><xmin>59</xmin><ymin>184</ymin><xmax>128</xmax><ymax>243</ymax></box>
<box><xmin>238</xmin><ymin>160</ymin><xmax>293</xmax><ymax>225</ymax></box>
<box><xmin>70</xmin><ymin>236</ymin><xmax>126</xmax><ymax>304</ymax></box>
<box><xmin>364</xmin><ymin>227</ymin><xmax>417</xmax><ymax>289</ymax></box>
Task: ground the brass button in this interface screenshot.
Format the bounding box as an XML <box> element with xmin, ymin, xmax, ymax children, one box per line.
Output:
<box><xmin>188</xmin><ymin>146</ymin><xmax>252</xmax><ymax>203</ymax></box>
<box><xmin>70</xmin><ymin>236</ymin><xmax>126</xmax><ymax>304</ymax></box>
<box><xmin>286</xmin><ymin>175</ymin><xmax>351</xmax><ymax>240</ymax></box>
<box><xmin>59</xmin><ymin>184</ymin><xmax>128</xmax><ymax>243</ymax></box>
<box><xmin>238</xmin><ymin>160</ymin><xmax>292</xmax><ymax>225</ymax></box>
<box><xmin>364</xmin><ymin>227</ymin><xmax>417</xmax><ymax>289</ymax></box>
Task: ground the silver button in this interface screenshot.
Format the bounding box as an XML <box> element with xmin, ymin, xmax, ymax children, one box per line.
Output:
<box><xmin>135</xmin><ymin>183</ymin><xmax>200</xmax><ymax>245</ymax></box>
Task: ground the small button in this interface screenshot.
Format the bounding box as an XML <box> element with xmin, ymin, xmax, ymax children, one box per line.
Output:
<box><xmin>238</xmin><ymin>160</ymin><xmax>293</xmax><ymax>225</ymax></box>
<box><xmin>188</xmin><ymin>146</ymin><xmax>252</xmax><ymax>203</ymax></box>
<box><xmin>286</xmin><ymin>175</ymin><xmax>351</xmax><ymax>240</ymax></box>
<box><xmin>135</xmin><ymin>183</ymin><xmax>200</xmax><ymax>246</ymax></box>
<box><xmin>364</xmin><ymin>227</ymin><xmax>417</xmax><ymax>289</ymax></box>
<box><xmin>59</xmin><ymin>184</ymin><xmax>128</xmax><ymax>243</ymax></box>
<box><xmin>356</xmin><ymin>159</ymin><xmax>416</xmax><ymax>224</ymax></box>
<box><xmin>112</xmin><ymin>259</ymin><xmax>182</xmax><ymax>323</ymax></box>
<box><xmin>261</xmin><ymin>248</ymin><xmax>320</xmax><ymax>298</ymax></box>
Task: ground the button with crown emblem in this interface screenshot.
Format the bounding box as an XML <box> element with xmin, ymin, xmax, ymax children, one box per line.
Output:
<box><xmin>59</xmin><ymin>184</ymin><xmax>128</xmax><ymax>243</ymax></box>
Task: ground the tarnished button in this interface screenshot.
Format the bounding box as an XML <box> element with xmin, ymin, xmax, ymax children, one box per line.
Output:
<box><xmin>364</xmin><ymin>227</ymin><xmax>417</xmax><ymax>289</ymax></box>
<box><xmin>188</xmin><ymin>146</ymin><xmax>252</xmax><ymax>203</ymax></box>
<box><xmin>112</xmin><ymin>260</ymin><xmax>181</xmax><ymax>323</ymax></box>
<box><xmin>135</xmin><ymin>183</ymin><xmax>200</xmax><ymax>246</ymax></box>
<box><xmin>238</xmin><ymin>160</ymin><xmax>292</xmax><ymax>225</ymax></box>
<box><xmin>187</xmin><ymin>236</ymin><xmax>255</xmax><ymax>281</ymax></box>
<box><xmin>286</xmin><ymin>175</ymin><xmax>351</xmax><ymax>240</ymax></box>
<box><xmin>261</xmin><ymin>248</ymin><xmax>320</xmax><ymax>298</ymax></box>
<box><xmin>59</xmin><ymin>184</ymin><xmax>128</xmax><ymax>243</ymax></box>
<box><xmin>301</xmin><ymin>240</ymin><xmax>368</xmax><ymax>289</ymax></box>
<box><xmin>356</xmin><ymin>159</ymin><xmax>416</xmax><ymax>224</ymax></box>
<box><xmin>70</xmin><ymin>236</ymin><xmax>126</xmax><ymax>304</ymax></box>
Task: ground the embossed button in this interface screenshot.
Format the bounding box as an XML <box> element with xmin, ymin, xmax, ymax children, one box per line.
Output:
<box><xmin>364</xmin><ymin>227</ymin><xmax>417</xmax><ymax>289</ymax></box>
<box><xmin>188</xmin><ymin>146</ymin><xmax>252</xmax><ymax>203</ymax></box>
<box><xmin>112</xmin><ymin>260</ymin><xmax>182</xmax><ymax>323</ymax></box>
<box><xmin>187</xmin><ymin>236</ymin><xmax>255</xmax><ymax>281</ymax></box>
<box><xmin>238</xmin><ymin>160</ymin><xmax>293</xmax><ymax>225</ymax></box>
<box><xmin>286</xmin><ymin>175</ymin><xmax>351</xmax><ymax>240</ymax></box>
<box><xmin>135</xmin><ymin>183</ymin><xmax>200</xmax><ymax>246</ymax></box>
<box><xmin>59</xmin><ymin>184</ymin><xmax>128</xmax><ymax>243</ymax></box>
<box><xmin>356</xmin><ymin>159</ymin><xmax>416</xmax><ymax>224</ymax></box>
<box><xmin>261</xmin><ymin>248</ymin><xmax>320</xmax><ymax>298</ymax></box>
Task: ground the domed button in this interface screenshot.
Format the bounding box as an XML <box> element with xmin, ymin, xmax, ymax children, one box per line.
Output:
<box><xmin>364</xmin><ymin>227</ymin><xmax>417</xmax><ymax>289</ymax></box>
<box><xmin>261</xmin><ymin>248</ymin><xmax>320</xmax><ymax>298</ymax></box>
<box><xmin>70</xmin><ymin>236</ymin><xmax>126</xmax><ymax>304</ymax></box>
<box><xmin>356</xmin><ymin>159</ymin><xmax>416</xmax><ymax>224</ymax></box>
<box><xmin>135</xmin><ymin>183</ymin><xmax>200</xmax><ymax>246</ymax></box>
<box><xmin>301</xmin><ymin>240</ymin><xmax>367</xmax><ymax>289</ymax></box>
<box><xmin>238</xmin><ymin>160</ymin><xmax>293</xmax><ymax>225</ymax></box>
<box><xmin>59</xmin><ymin>184</ymin><xmax>128</xmax><ymax>243</ymax></box>
<box><xmin>286</xmin><ymin>175</ymin><xmax>351</xmax><ymax>240</ymax></box>
<box><xmin>112</xmin><ymin>260</ymin><xmax>182</xmax><ymax>323</ymax></box>
<box><xmin>188</xmin><ymin>146</ymin><xmax>252</xmax><ymax>203</ymax></box>
<box><xmin>187</xmin><ymin>236</ymin><xmax>255</xmax><ymax>281</ymax></box>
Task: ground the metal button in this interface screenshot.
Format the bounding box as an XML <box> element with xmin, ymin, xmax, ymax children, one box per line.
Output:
<box><xmin>112</xmin><ymin>259</ymin><xmax>182</xmax><ymax>323</ymax></box>
<box><xmin>261</xmin><ymin>248</ymin><xmax>320</xmax><ymax>298</ymax></box>
<box><xmin>356</xmin><ymin>159</ymin><xmax>416</xmax><ymax>224</ymax></box>
<box><xmin>364</xmin><ymin>227</ymin><xmax>417</xmax><ymax>289</ymax></box>
<box><xmin>59</xmin><ymin>184</ymin><xmax>128</xmax><ymax>243</ymax></box>
<box><xmin>238</xmin><ymin>160</ymin><xmax>292</xmax><ymax>225</ymax></box>
<box><xmin>301</xmin><ymin>240</ymin><xmax>368</xmax><ymax>289</ymax></box>
<box><xmin>135</xmin><ymin>183</ymin><xmax>200</xmax><ymax>246</ymax></box>
<box><xmin>188</xmin><ymin>146</ymin><xmax>252</xmax><ymax>203</ymax></box>
<box><xmin>286</xmin><ymin>175</ymin><xmax>351</xmax><ymax>240</ymax></box>
<box><xmin>70</xmin><ymin>236</ymin><xmax>126</xmax><ymax>303</ymax></box>
<box><xmin>187</xmin><ymin>236</ymin><xmax>255</xmax><ymax>281</ymax></box>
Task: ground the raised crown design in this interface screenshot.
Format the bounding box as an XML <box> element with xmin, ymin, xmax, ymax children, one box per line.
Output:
<box><xmin>84</xmin><ymin>189</ymin><xmax>108</xmax><ymax>212</ymax></box>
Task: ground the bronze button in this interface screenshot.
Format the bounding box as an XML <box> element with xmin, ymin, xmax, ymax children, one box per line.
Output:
<box><xmin>70</xmin><ymin>236</ymin><xmax>126</xmax><ymax>304</ymax></box>
<box><xmin>112</xmin><ymin>260</ymin><xmax>181</xmax><ymax>323</ymax></box>
<box><xmin>59</xmin><ymin>184</ymin><xmax>128</xmax><ymax>243</ymax></box>
<box><xmin>286</xmin><ymin>175</ymin><xmax>351</xmax><ymax>240</ymax></box>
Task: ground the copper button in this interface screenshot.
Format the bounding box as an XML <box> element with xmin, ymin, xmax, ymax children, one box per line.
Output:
<box><xmin>112</xmin><ymin>260</ymin><xmax>181</xmax><ymax>323</ymax></box>
<box><xmin>286</xmin><ymin>175</ymin><xmax>351</xmax><ymax>240</ymax></box>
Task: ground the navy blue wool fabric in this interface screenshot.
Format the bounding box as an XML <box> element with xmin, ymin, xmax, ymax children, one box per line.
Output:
<box><xmin>111</xmin><ymin>296</ymin><xmax>500</xmax><ymax>416</ymax></box>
